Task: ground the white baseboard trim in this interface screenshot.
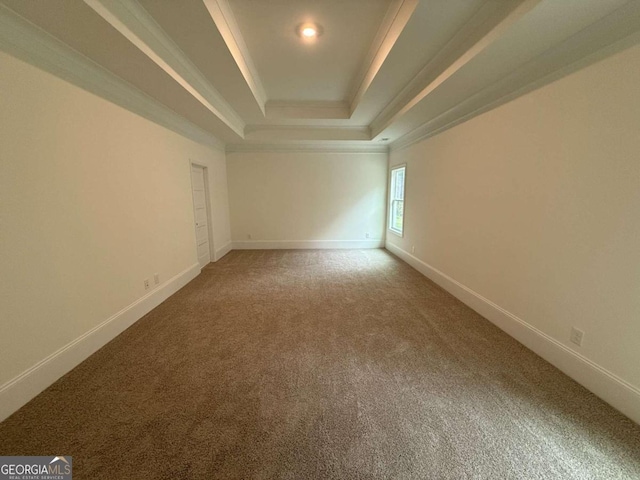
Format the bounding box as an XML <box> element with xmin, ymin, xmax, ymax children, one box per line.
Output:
<box><xmin>232</xmin><ymin>239</ymin><xmax>385</xmax><ymax>250</ymax></box>
<box><xmin>214</xmin><ymin>241</ymin><xmax>232</xmax><ymax>261</ymax></box>
<box><xmin>0</xmin><ymin>263</ymin><xmax>200</xmax><ymax>422</ymax></box>
<box><xmin>385</xmin><ymin>242</ymin><xmax>640</xmax><ymax>425</ymax></box>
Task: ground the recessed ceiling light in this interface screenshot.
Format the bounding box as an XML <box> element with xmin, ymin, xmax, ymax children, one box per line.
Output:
<box><xmin>297</xmin><ymin>23</ymin><xmax>323</xmax><ymax>40</ymax></box>
<box><xmin>302</xmin><ymin>27</ymin><xmax>317</xmax><ymax>37</ymax></box>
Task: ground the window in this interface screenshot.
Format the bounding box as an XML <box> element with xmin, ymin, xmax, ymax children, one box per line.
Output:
<box><xmin>388</xmin><ymin>165</ymin><xmax>406</xmax><ymax>236</ymax></box>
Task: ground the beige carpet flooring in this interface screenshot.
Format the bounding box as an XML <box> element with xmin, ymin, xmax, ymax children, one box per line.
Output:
<box><xmin>1</xmin><ymin>249</ymin><xmax>639</xmax><ymax>479</ymax></box>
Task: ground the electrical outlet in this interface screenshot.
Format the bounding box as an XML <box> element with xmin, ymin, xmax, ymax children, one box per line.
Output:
<box><xmin>411</xmin><ymin>245</ymin><xmax>415</xmax><ymax>254</ymax></box>
<box><xmin>144</xmin><ymin>279</ymin><xmax>150</xmax><ymax>290</ymax></box>
<box><xmin>154</xmin><ymin>273</ymin><xmax>160</xmax><ymax>285</ymax></box>
<box><xmin>365</xmin><ymin>232</ymin><xmax>370</xmax><ymax>239</ymax></box>
<box><xmin>247</xmin><ymin>233</ymin><xmax>252</xmax><ymax>240</ymax></box>
<box><xmin>570</xmin><ymin>327</ymin><xmax>584</xmax><ymax>346</ymax></box>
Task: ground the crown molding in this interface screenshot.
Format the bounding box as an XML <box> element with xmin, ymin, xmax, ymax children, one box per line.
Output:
<box><xmin>371</xmin><ymin>0</ymin><xmax>540</xmax><ymax>138</ymax></box>
<box><xmin>226</xmin><ymin>142</ymin><xmax>389</xmax><ymax>154</ymax></box>
<box><xmin>390</xmin><ymin>5</ymin><xmax>640</xmax><ymax>152</ymax></box>
<box><xmin>348</xmin><ymin>0</ymin><xmax>418</xmax><ymax>116</ymax></box>
<box><xmin>0</xmin><ymin>4</ymin><xmax>225</xmax><ymax>151</ymax></box>
<box><xmin>265</xmin><ymin>100</ymin><xmax>350</xmax><ymax>120</ymax></box>
<box><xmin>244</xmin><ymin>125</ymin><xmax>371</xmax><ymax>142</ymax></box>
<box><xmin>83</xmin><ymin>0</ymin><xmax>245</xmax><ymax>138</ymax></box>
<box><xmin>203</xmin><ymin>0</ymin><xmax>267</xmax><ymax>116</ymax></box>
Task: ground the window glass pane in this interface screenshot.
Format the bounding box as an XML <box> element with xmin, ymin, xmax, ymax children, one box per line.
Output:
<box><xmin>392</xmin><ymin>200</ymin><xmax>403</xmax><ymax>232</ymax></box>
<box><xmin>389</xmin><ymin>166</ymin><xmax>406</xmax><ymax>235</ymax></box>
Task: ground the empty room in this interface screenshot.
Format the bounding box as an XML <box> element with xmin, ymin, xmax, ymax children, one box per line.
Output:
<box><xmin>1</xmin><ymin>0</ymin><xmax>639</xmax><ymax>478</ymax></box>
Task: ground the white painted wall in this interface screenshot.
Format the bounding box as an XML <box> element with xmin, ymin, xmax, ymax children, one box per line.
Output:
<box><xmin>387</xmin><ymin>44</ymin><xmax>640</xmax><ymax>421</ymax></box>
<box><xmin>0</xmin><ymin>52</ymin><xmax>231</xmax><ymax>417</ymax></box>
<box><xmin>227</xmin><ymin>151</ymin><xmax>388</xmax><ymax>248</ymax></box>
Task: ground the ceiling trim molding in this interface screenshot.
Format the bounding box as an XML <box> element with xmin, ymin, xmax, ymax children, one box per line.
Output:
<box><xmin>390</xmin><ymin>7</ymin><xmax>640</xmax><ymax>153</ymax></box>
<box><xmin>83</xmin><ymin>0</ymin><xmax>245</xmax><ymax>138</ymax></box>
<box><xmin>203</xmin><ymin>0</ymin><xmax>267</xmax><ymax>116</ymax></box>
<box><xmin>347</xmin><ymin>0</ymin><xmax>418</xmax><ymax>116</ymax></box>
<box><xmin>265</xmin><ymin>101</ymin><xmax>350</xmax><ymax>120</ymax></box>
<box><xmin>0</xmin><ymin>4</ymin><xmax>225</xmax><ymax>151</ymax></box>
<box><xmin>244</xmin><ymin>124</ymin><xmax>371</xmax><ymax>142</ymax></box>
<box><xmin>226</xmin><ymin>142</ymin><xmax>389</xmax><ymax>154</ymax></box>
<box><xmin>245</xmin><ymin>125</ymin><xmax>371</xmax><ymax>133</ymax></box>
<box><xmin>371</xmin><ymin>0</ymin><xmax>541</xmax><ymax>138</ymax></box>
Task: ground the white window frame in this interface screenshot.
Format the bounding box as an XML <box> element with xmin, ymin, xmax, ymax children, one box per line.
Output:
<box><xmin>388</xmin><ymin>164</ymin><xmax>406</xmax><ymax>237</ymax></box>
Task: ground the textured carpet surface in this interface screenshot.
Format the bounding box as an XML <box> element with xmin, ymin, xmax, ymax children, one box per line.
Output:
<box><xmin>1</xmin><ymin>249</ymin><xmax>639</xmax><ymax>479</ymax></box>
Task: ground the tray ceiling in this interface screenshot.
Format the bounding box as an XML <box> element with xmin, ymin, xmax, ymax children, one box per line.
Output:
<box><xmin>1</xmin><ymin>0</ymin><xmax>639</xmax><ymax>151</ymax></box>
